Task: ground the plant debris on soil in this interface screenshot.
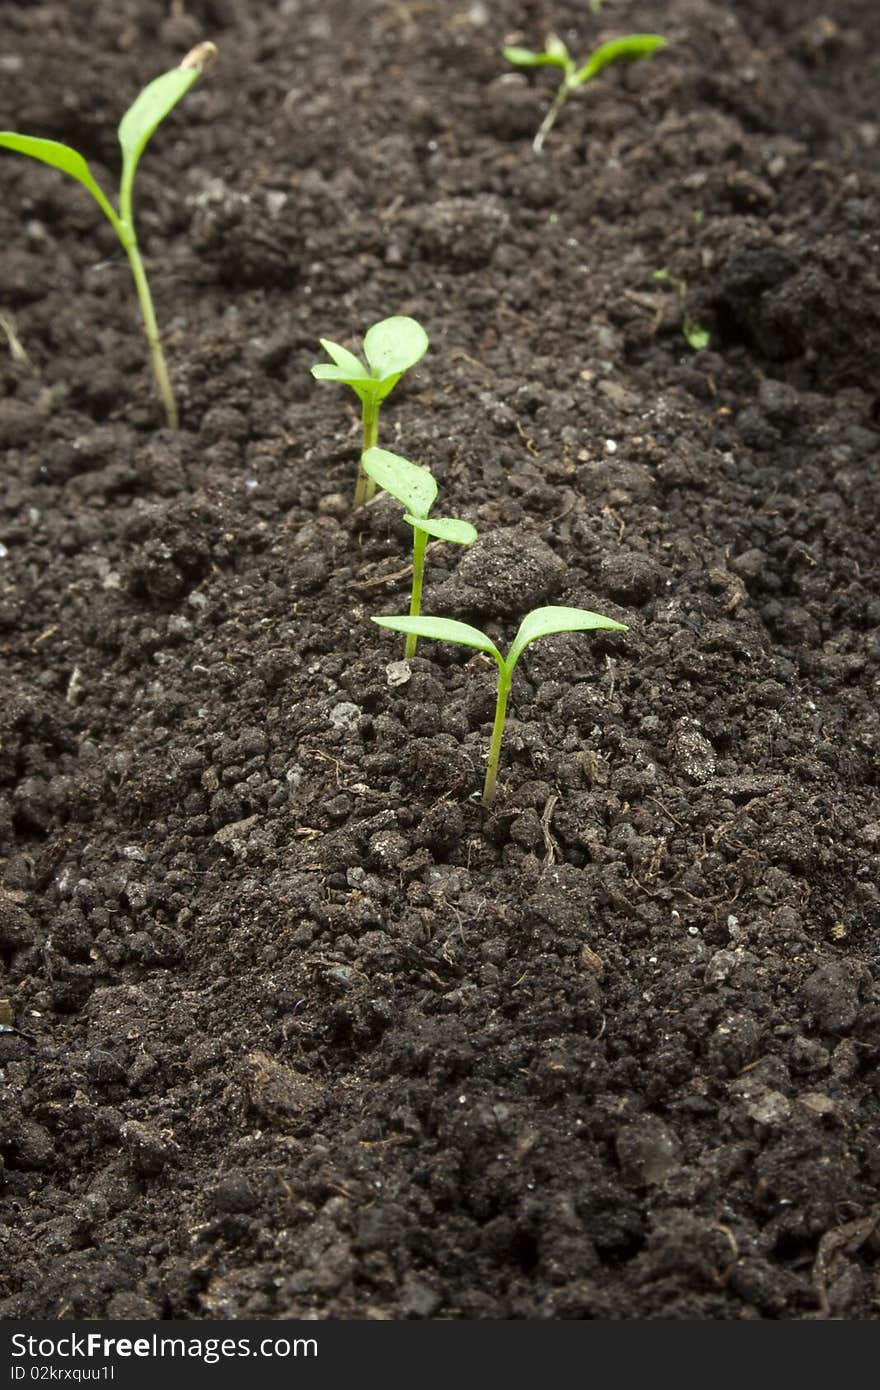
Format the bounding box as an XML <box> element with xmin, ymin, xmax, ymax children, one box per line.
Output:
<box><xmin>1</xmin><ymin>0</ymin><xmax>879</xmax><ymax>1321</ymax></box>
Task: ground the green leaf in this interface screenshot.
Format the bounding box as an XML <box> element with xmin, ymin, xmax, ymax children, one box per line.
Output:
<box><xmin>545</xmin><ymin>33</ymin><xmax>571</xmax><ymax>62</ymax></box>
<box><xmin>310</xmin><ymin>363</ymin><xmax>373</xmax><ymax>386</ymax></box>
<box><xmin>0</xmin><ymin>133</ymin><xmax>118</xmax><ymax>227</ymax></box>
<box><xmin>507</xmin><ymin>605</ymin><xmax>627</xmax><ymax>673</ymax></box>
<box><xmin>503</xmin><ymin>45</ymin><xmax>570</xmax><ymax>70</ymax></box>
<box><xmin>315</xmin><ymin>338</ymin><xmax>368</xmax><ymax>378</ymax></box>
<box><xmin>363</xmin><ymin>316</ymin><xmax>429</xmax><ymax>382</ymax></box>
<box><xmin>683</xmin><ymin>315</ymin><xmax>710</xmax><ymax>351</ymax></box>
<box><xmin>404</xmin><ymin>515</ymin><xmax>478</xmax><ymax>546</ymax></box>
<box><xmin>362</xmin><ymin>447</ymin><xmax>437</xmax><ymax>519</ymax></box>
<box><xmin>372</xmin><ymin>615</ymin><xmax>502</xmax><ymax>664</ymax></box>
<box><xmin>575</xmin><ymin>34</ymin><xmax>668</xmax><ymax>86</ymax></box>
<box><xmin>118</xmin><ymin>66</ymin><xmax>201</xmax><ymax>194</ymax></box>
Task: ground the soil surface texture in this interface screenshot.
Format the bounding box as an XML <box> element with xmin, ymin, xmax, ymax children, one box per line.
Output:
<box><xmin>1</xmin><ymin>0</ymin><xmax>879</xmax><ymax>1321</ymax></box>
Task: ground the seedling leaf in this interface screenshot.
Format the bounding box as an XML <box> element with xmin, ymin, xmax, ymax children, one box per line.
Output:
<box><xmin>118</xmin><ymin>66</ymin><xmax>201</xmax><ymax>188</ymax></box>
<box><xmin>503</xmin><ymin>46</ymin><xmax>570</xmax><ymax>70</ymax></box>
<box><xmin>683</xmin><ymin>315</ymin><xmax>710</xmax><ymax>351</ymax></box>
<box><xmin>372</xmin><ymin>615</ymin><xmax>502</xmax><ymax>664</ymax></box>
<box><xmin>575</xmin><ymin>34</ymin><xmax>668</xmax><ymax>85</ymax></box>
<box><xmin>315</xmin><ymin>338</ymin><xmax>369</xmax><ymax>378</ymax></box>
<box><xmin>363</xmin><ymin>316</ymin><xmax>429</xmax><ymax>381</ymax></box>
<box><xmin>404</xmin><ymin>516</ymin><xmax>478</xmax><ymax>546</ymax></box>
<box><xmin>310</xmin><ymin>363</ymin><xmax>370</xmax><ymax>385</ymax></box>
<box><xmin>0</xmin><ymin>134</ymin><xmax>117</xmax><ymax>225</ymax></box>
<box><xmin>363</xmin><ymin>447</ymin><xmax>437</xmax><ymax>519</ymax></box>
<box><xmin>507</xmin><ymin>605</ymin><xmax>628</xmax><ymax>673</ymax></box>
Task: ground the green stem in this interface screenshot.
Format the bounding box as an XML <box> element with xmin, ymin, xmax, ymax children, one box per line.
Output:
<box><xmin>405</xmin><ymin>527</ymin><xmax>428</xmax><ymax>659</ymax></box>
<box><xmin>121</xmin><ymin>227</ymin><xmax>178</xmax><ymax>429</ymax></box>
<box><xmin>482</xmin><ymin>666</ymin><xmax>512</xmax><ymax>807</ymax></box>
<box><xmin>533</xmin><ymin>77</ymin><xmax>574</xmax><ymax>154</ymax></box>
<box><xmin>354</xmin><ymin>395</ymin><xmax>381</xmax><ymax>508</ymax></box>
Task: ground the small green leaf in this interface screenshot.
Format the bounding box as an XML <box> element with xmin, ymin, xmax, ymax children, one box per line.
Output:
<box><xmin>545</xmin><ymin>34</ymin><xmax>571</xmax><ymax>62</ymax></box>
<box><xmin>362</xmin><ymin>447</ymin><xmax>437</xmax><ymax>519</ymax></box>
<box><xmin>309</xmin><ymin>365</ymin><xmax>379</xmax><ymax>413</ymax></box>
<box><xmin>0</xmin><ymin>133</ymin><xmax>117</xmax><ymax>226</ymax></box>
<box><xmin>507</xmin><ymin>605</ymin><xmax>627</xmax><ymax>673</ymax></box>
<box><xmin>575</xmin><ymin>34</ymin><xmax>668</xmax><ymax>86</ymax></box>
<box><xmin>503</xmin><ymin>45</ymin><xmax>570</xmax><ymax>70</ymax></box>
<box><xmin>310</xmin><ymin>363</ymin><xmax>372</xmax><ymax>386</ymax></box>
<box><xmin>683</xmin><ymin>315</ymin><xmax>710</xmax><ymax>351</ymax></box>
<box><xmin>315</xmin><ymin>338</ymin><xmax>369</xmax><ymax>378</ymax></box>
<box><xmin>404</xmin><ymin>515</ymin><xmax>478</xmax><ymax>546</ymax></box>
<box><xmin>118</xmin><ymin>66</ymin><xmax>201</xmax><ymax>186</ymax></box>
<box><xmin>363</xmin><ymin>316</ymin><xmax>429</xmax><ymax>382</ymax></box>
<box><xmin>372</xmin><ymin>615</ymin><xmax>502</xmax><ymax>664</ymax></box>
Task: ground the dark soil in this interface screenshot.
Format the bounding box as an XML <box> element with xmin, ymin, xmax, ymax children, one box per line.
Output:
<box><xmin>1</xmin><ymin>0</ymin><xmax>879</xmax><ymax>1321</ymax></box>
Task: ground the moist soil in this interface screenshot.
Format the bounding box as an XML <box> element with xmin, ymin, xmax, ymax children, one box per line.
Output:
<box><xmin>0</xmin><ymin>0</ymin><xmax>879</xmax><ymax>1321</ymax></box>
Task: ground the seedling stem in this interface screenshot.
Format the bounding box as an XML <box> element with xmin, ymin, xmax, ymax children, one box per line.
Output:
<box><xmin>484</xmin><ymin>665</ymin><xmax>512</xmax><ymax>806</ymax></box>
<box><xmin>354</xmin><ymin>396</ymin><xmax>381</xmax><ymax>508</ymax></box>
<box><xmin>123</xmin><ymin>229</ymin><xmax>179</xmax><ymax>429</ymax></box>
<box><xmin>407</xmin><ymin>527</ymin><xmax>429</xmax><ymax>658</ymax></box>
<box><xmin>534</xmin><ymin>74</ymin><xmax>576</xmax><ymax>155</ymax></box>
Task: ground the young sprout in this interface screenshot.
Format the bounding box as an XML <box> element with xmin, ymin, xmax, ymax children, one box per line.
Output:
<box><xmin>653</xmin><ymin>268</ymin><xmax>710</xmax><ymax>350</ymax></box>
<box><xmin>0</xmin><ymin>43</ymin><xmax>217</xmax><ymax>428</ymax></box>
<box><xmin>503</xmin><ymin>33</ymin><xmax>668</xmax><ymax>153</ymax></box>
<box><xmin>311</xmin><ymin>317</ymin><xmax>429</xmax><ymax>509</ymax></box>
<box><xmin>373</xmin><ymin>606</ymin><xmax>627</xmax><ymax>805</ymax></box>
<box><xmin>0</xmin><ymin>311</ymin><xmax>32</xmax><ymax>370</ymax></box>
<box><xmin>362</xmin><ymin>447</ymin><xmax>477</xmax><ymax>659</ymax></box>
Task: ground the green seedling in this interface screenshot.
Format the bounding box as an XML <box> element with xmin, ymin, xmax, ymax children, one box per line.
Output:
<box><xmin>503</xmin><ymin>33</ymin><xmax>668</xmax><ymax>153</ymax></box>
<box><xmin>373</xmin><ymin>606</ymin><xmax>627</xmax><ymax>805</ymax></box>
<box><xmin>362</xmin><ymin>446</ymin><xmax>477</xmax><ymax>659</ymax></box>
<box><xmin>311</xmin><ymin>317</ymin><xmax>429</xmax><ymax>509</ymax></box>
<box><xmin>0</xmin><ymin>43</ymin><xmax>216</xmax><ymax>429</ymax></box>
<box><xmin>653</xmin><ymin>268</ymin><xmax>710</xmax><ymax>350</ymax></box>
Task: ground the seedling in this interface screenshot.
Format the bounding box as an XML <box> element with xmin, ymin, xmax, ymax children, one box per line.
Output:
<box><xmin>362</xmin><ymin>446</ymin><xmax>477</xmax><ymax>659</ymax></box>
<box><xmin>0</xmin><ymin>43</ymin><xmax>217</xmax><ymax>428</ymax></box>
<box><xmin>653</xmin><ymin>268</ymin><xmax>710</xmax><ymax>350</ymax></box>
<box><xmin>0</xmin><ymin>311</ymin><xmax>32</xmax><ymax>370</ymax></box>
<box><xmin>373</xmin><ymin>606</ymin><xmax>627</xmax><ymax>805</ymax></box>
<box><xmin>311</xmin><ymin>317</ymin><xmax>429</xmax><ymax>509</ymax></box>
<box><xmin>503</xmin><ymin>33</ymin><xmax>668</xmax><ymax>153</ymax></box>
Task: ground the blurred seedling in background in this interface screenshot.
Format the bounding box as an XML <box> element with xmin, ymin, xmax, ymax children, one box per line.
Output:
<box><xmin>373</xmin><ymin>606</ymin><xmax>627</xmax><ymax>805</ymax></box>
<box><xmin>0</xmin><ymin>311</ymin><xmax>33</xmax><ymax>371</ymax></box>
<box><xmin>362</xmin><ymin>447</ymin><xmax>477</xmax><ymax>659</ymax></box>
<box><xmin>311</xmin><ymin>317</ymin><xmax>429</xmax><ymax>509</ymax></box>
<box><xmin>0</xmin><ymin>43</ymin><xmax>217</xmax><ymax>428</ymax></box>
<box><xmin>503</xmin><ymin>33</ymin><xmax>668</xmax><ymax>153</ymax></box>
<box><xmin>653</xmin><ymin>268</ymin><xmax>710</xmax><ymax>350</ymax></box>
